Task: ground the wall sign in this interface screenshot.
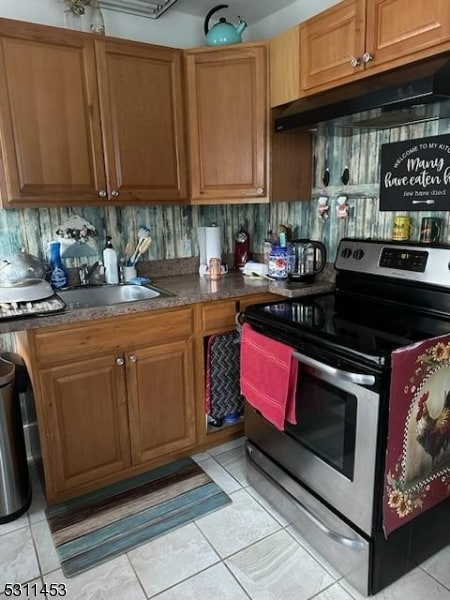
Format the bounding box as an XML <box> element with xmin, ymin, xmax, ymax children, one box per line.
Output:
<box><xmin>380</xmin><ymin>133</ymin><xmax>450</xmax><ymax>211</ymax></box>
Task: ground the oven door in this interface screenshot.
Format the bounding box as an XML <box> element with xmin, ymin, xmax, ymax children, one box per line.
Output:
<box><xmin>245</xmin><ymin>349</ymin><xmax>381</xmax><ymax>535</ymax></box>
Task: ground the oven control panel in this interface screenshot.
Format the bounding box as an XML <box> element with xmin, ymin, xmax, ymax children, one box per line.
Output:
<box><xmin>379</xmin><ymin>248</ymin><xmax>428</xmax><ymax>272</ymax></box>
<box><xmin>335</xmin><ymin>238</ymin><xmax>450</xmax><ymax>287</ymax></box>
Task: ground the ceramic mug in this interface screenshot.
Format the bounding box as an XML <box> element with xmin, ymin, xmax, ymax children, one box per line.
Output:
<box><xmin>420</xmin><ymin>217</ymin><xmax>441</xmax><ymax>244</ymax></box>
<box><xmin>392</xmin><ymin>216</ymin><xmax>412</xmax><ymax>241</ymax></box>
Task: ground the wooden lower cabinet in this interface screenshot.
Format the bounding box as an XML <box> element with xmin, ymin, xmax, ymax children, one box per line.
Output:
<box><xmin>17</xmin><ymin>294</ymin><xmax>280</xmax><ymax>503</ymax></box>
<box><xmin>39</xmin><ymin>354</ymin><xmax>131</xmax><ymax>497</ymax></box>
<box><xmin>127</xmin><ymin>339</ymin><xmax>196</xmax><ymax>464</ymax></box>
<box><xmin>17</xmin><ymin>307</ymin><xmax>196</xmax><ymax>504</ymax></box>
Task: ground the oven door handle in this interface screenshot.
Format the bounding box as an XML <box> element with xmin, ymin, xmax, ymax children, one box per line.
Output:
<box><xmin>292</xmin><ymin>351</ymin><xmax>375</xmax><ymax>385</ymax></box>
<box><xmin>290</xmin><ymin>490</ymin><xmax>366</xmax><ymax>551</ymax></box>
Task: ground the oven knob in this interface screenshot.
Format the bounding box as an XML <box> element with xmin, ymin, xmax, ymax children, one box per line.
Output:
<box><xmin>353</xmin><ymin>249</ymin><xmax>365</xmax><ymax>260</ymax></box>
<box><xmin>341</xmin><ymin>247</ymin><xmax>352</xmax><ymax>258</ymax></box>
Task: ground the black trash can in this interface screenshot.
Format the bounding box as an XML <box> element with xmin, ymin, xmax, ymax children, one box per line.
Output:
<box><xmin>0</xmin><ymin>353</ymin><xmax>32</xmax><ymax>523</ymax></box>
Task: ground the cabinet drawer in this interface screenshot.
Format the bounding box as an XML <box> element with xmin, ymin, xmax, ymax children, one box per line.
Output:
<box><xmin>201</xmin><ymin>300</ymin><xmax>238</xmax><ymax>334</ymax></box>
<box><xmin>239</xmin><ymin>293</ymin><xmax>280</xmax><ymax>310</ymax></box>
<box><xmin>32</xmin><ymin>307</ymin><xmax>194</xmax><ymax>365</ymax></box>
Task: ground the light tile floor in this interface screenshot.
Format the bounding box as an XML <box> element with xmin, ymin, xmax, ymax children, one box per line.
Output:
<box><xmin>0</xmin><ymin>437</ymin><xmax>449</xmax><ymax>600</ymax></box>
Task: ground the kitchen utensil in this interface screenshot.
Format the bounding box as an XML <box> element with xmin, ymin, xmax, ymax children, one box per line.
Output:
<box><xmin>133</xmin><ymin>237</ymin><xmax>152</xmax><ymax>264</ymax></box>
<box><xmin>287</xmin><ymin>239</ymin><xmax>326</xmax><ymax>283</ymax></box>
<box><xmin>129</xmin><ymin>227</ymin><xmax>151</xmax><ymax>265</ymax></box>
<box><xmin>204</xmin><ymin>4</ymin><xmax>247</xmax><ymax>46</ymax></box>
<box><xmin>0</xmin><ymin>248</ymin><xmax>46</xmax><ymax>285</ymax></box>
<box><xmin>124</xmin><ymin>241</ymin><xmax>135</xmax><ymax>265</ymax></box>
<box><xmin>0</xmin><ymin>278</ymin><xmax>54</xmax><ymax>303</ymax></box>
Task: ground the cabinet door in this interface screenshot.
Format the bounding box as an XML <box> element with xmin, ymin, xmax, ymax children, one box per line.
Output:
<box><xmin>127</xmin><ymin>339</ymin><xmax>196</xmax><ymax>464</ymax></box>
<box><xmin>270</xmin><ymin>25</ymin><xmax>301</xmax><ymax>107</ymax></box>
<box><xmin>96</xmin><ymin>39</ymin><xmax>188</xmax><ymax>203</ymax></box>
<box><xmin>300</xmin><ymin>0</ymin><xmax>366</xmax><ymax>94</ymax></box>
<box><xmin>366</xmin><ymin>0</ymin><xmax>450</xmax><ymax>69</ymax></box>
<box><xmin>0</xmin><ymin>20</ymin><xmax>106</xmax><ymax>207</ymax></box>
<box><xmin>39</xmin><ymin>354</ymin><xmax>131</xmax><ymax>499</ymax></box>
<box><xmin>186</xmin><ymin>44</ymin><xmax>268</xmax><ymax>203</ymax></box>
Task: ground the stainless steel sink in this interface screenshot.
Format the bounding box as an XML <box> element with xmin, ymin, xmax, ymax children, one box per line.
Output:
<box><xmin>58</xmin><ymin>283</ymin><xmax>173</xmax><ymax>309</ymax></box>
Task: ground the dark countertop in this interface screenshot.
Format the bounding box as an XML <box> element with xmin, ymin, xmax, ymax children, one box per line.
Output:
<box><xmin>0</xmin><ymin>271</ymin><xmax>335</xmax><ymax>335</ymax></box>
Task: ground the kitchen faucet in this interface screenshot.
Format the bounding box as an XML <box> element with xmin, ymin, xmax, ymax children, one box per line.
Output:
<box><xmin>78</xmin><ymin>261</ymin><xmax>101</xmax><ymax>285</ymax></box>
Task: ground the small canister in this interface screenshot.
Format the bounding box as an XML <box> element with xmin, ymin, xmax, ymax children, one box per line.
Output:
<box><xmin>392</xmin><ymin>215</ymin><xmax>412</xmax><ymax>241</ymax></box>
<box><xmin>420</xmin><ymin>217</ymin><xmax>441</xmax><ymax>244</ymax></box>
<box><xmin>268</xmin><ymin>244</ymin><xmax>292</xmax><ymax>280</ymax></box>
<box><xmin>208</xmin><ymin>257</ymin><xmax>221</xmax><ymax>280</ymax></box>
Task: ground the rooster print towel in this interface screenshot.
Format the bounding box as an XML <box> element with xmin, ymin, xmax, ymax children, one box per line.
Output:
<box><xmin>383</xmin><ymin>334</ymin><xmax>450</xmax><ymax>537</ymax></box>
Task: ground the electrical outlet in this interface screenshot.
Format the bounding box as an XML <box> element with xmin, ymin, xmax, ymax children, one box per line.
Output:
<box><xmin>183</xmin><ymin>238</ymin><xmax>192</xmax><ymax>256</ymax></box>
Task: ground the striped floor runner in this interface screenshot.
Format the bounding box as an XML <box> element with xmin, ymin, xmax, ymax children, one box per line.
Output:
<box><xmin>46</xmin><ymin>457</ymin><xmax>231</xmax><ymax>577</ymax></box>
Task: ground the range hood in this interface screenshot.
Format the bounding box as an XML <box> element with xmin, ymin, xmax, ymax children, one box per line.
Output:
<box><xmin>275</xmin><ymin>57</ymin><xmax>450</xmax><ymax>135</ymax></box>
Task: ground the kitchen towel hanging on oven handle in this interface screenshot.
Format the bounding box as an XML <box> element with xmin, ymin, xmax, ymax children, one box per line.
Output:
<box><xmin>383</xmin><ymin>333</ymin><xmax>450</xmax><ymax>537</ymax></box>
<box><xmin>240</xmin><ymin>323</ymin><xmax>298</xmax><ymax>431</ymax></box>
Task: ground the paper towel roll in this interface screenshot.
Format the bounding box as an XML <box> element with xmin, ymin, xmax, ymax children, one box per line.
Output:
<box><xmin>205</xmin><ymin>226</ymin><xmax>222</xmax><ymax>264</ymax></box>
<box><xmin>198</xmin><ymin>226</ymin><xmax>222</xmax><ymax>265</ymax></box>
<box><xmin>197</xmin><ymin>227</ymin><xmax>207</xmax><ymax>265</ymax></box>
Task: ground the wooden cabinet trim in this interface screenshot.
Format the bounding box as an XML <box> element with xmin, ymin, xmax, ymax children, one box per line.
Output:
<box><xmin>31</xmin><ymin>307</ymin><xmax>194</xmax><ymax>365</ymax></box>
<box><xmin>200</xmin><ymin>300</ymin><xmax>238</xmax><ymax>334</ymax></box>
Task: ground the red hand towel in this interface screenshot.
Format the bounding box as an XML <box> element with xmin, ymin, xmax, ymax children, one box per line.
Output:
<box><xmin>240</xmin><ymin>323</ymin><xmax>298</xmax><ymax>431</ymax></box>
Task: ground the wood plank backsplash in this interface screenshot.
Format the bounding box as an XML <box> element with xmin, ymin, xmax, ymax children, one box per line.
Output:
<box><xmin>0</xmin><ymin>116</ymin><xmax>448</xmax><ymax>268</ymax></box>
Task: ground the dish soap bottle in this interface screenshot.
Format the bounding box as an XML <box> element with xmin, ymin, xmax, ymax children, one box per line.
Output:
<box><xmin>48</xmin><ymin>241</ymin><xmax>69</xmax><ymax>289</ymax></box>
<box><xmin>103</xmin><ymin>236</ymin><xmax>119</xmax><ymax>284</ymax></box>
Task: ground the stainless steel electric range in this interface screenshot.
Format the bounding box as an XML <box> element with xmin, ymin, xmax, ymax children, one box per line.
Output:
<box><xmin>241</xmin><ymin>238</ymin><xmax>450</xmax><ymax>596</ymax></box>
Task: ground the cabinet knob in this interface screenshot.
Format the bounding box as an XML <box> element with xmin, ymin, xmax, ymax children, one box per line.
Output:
<box><xmin>129</xmin><ymin>355</ymin><xmax>137</xmax><ymax>362</ymax></box>
<box><xmin>256</xmin><ymin>187</ymin><xmax>264</xmax><ymax>196</ymax></box>
<box><xmin>98</xmin><ymin>189</ymin><xmax>107</xmax><ymax>198</ymax></box>
<box><xmin>111</xmin><ymin>190</ymin><xmax>119</xmax><ymax>198</ymax></box>
<box><xmin>349</xmin><ymin>55</ymin><xmax>361</xmax><ymax>68</ymax></box>
<box><xmin>362</xmin><ymin>52</ymin><xmax>373</xmax><ymax>63</ymax></box>
<box><xmin>116</xmin><ymin>357</ymin><xmax>125</xmax><ymax>366</ymax></box>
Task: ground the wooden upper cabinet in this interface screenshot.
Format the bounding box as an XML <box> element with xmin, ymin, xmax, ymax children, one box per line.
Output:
<box><xmin>365</xmin><ymin>0</ymin><xmax>450</xmax><ymax>69</ymax></box>
<box><xmin>185</xmin><ymin>43</ymin><xmax>269</xmax><ymax>204</ymax></box>
<box><xmin>270</xmin><ymin>25</ymin><xmax>301</xmax><ymax>108</ymax></box>
<box><xmin>96</xmin><ymin>39</ymin><xmax>187</xmax><ymax>204</ymax></box>
<box><xmin>300</xmin><ymin>0</ymin><xmax>450</xmax><ymax>95</ymax></box>
<box><xmin>0</xmin><ymin>20</ymin><xmax>105</xmax><ymax>207</ymax></box>
<box><xmin>300</xmin><ymin>0</ymin><xmax>366</xmax><ymax>93</ymax></box>
<box><xmin>0</xmin><ymin>18</ymin><xmax>187</xmax><ymax>207</ymax></box>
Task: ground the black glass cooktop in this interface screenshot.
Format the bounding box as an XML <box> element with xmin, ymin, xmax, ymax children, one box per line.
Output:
<box><xmin>243</xmin><ymin>292</ymin><xmax>450</xmax><ymax>367</ymax></box>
